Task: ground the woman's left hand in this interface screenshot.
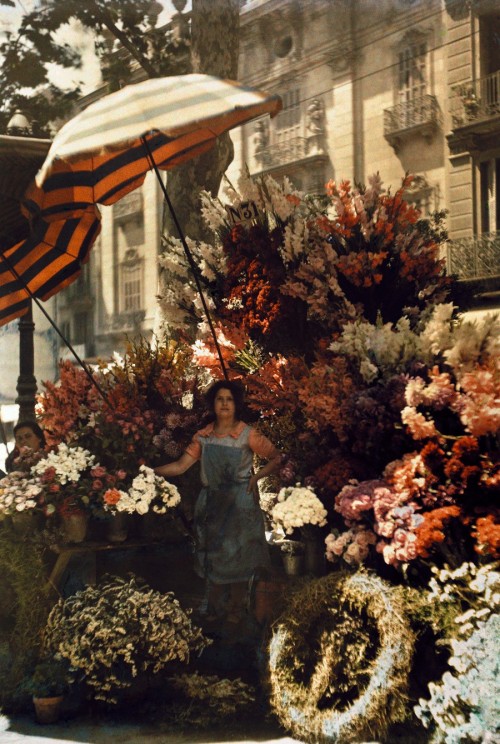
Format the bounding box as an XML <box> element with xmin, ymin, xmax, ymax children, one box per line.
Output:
<box><xmin>247</xmin><ymin>474</ymin><xmax>260</xmax><ymax>505</ymax></box>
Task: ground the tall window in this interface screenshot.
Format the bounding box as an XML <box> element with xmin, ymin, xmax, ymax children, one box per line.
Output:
<box><xmin>73</xmin><ymin>312</ymin><xmax>88</xmax><ymax>346</ymax></box>
<box><xmin>274</xmin><ymin>88</ymin><xmax>301</xmax><ymax>146</ymax></box>
<box><xmin>120</xmin><ymin>260</ymin><xmax>142</xmax><ymax>313</ymax></box>
<box><xmin>398</xmin><ymin>39</ymin><xmax>427</xmax><ymax>104</ymax></box>
<box><xmin>480</xmin><ymin>158</ymin><xmax>500</xmax><ymax>233</ymax></box>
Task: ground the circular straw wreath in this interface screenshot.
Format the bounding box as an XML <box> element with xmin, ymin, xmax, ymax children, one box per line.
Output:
<box><xmin>268</xmin><ymin>571</ymin><xmax>415</xmax><ymax>743</ymax></box>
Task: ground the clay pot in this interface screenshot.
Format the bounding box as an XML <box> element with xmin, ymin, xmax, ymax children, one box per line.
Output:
<box><xmin>106</xmin><ymin>512</ymin><xmax>129</xmax><ymax>543</ymax></box>
<box><xmin>61</xmin><ymin>512</ymin><xmax>88</xmax><ymax>544</ymax></box>
<box><xmin>33</xmin><ymin>695</ymin><xmax>64</xmax><ymax>724</ymax></box>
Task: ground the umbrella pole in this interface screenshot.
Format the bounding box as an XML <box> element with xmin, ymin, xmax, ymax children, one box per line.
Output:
<box><xmin>0</xmin><ymin>249</ymin><xmax>113</xmax><ymax>410</ymax></box>
<box><xmin>141</xmin><ymin>136</ymin><xmax>229</xmax><ymax>381</ymax></box>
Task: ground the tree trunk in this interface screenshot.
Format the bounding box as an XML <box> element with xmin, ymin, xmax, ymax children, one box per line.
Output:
<box><xmin>159</xmin><ymin>0</ymin><xmax>240</xmax><ymax>297</ymax></box>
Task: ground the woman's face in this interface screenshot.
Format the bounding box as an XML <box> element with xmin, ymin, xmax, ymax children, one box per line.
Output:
<box><xmin>15</xmin><ymin>426</ymin><xmax>42</xmax><ymax>452</ymax></box>
<box><xmin>213</xmin><ymin>388</ymin><xmax>236</xmax><ymax>422</ymax></box>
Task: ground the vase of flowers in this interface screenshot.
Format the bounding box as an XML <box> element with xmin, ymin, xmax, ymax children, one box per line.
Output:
<box><xmin>105</xmin><ymin>511</ymin><xmax>129</xmax><ymax>543</ymax></box>
<box><xmin>302</xmin><ymin>528</ymin><xmax>326</xmax><ymax>576</ymax></box>
<box><xmin>103</xmin><ymin>465</ymin><xmax>181</xmax><ymax>531</ymax></box>
<box><xmin>61</xmin><ymin>510</ymin><xmax>89</xmax><ymax>543</ymax></box>
<box><xmin>0</xmin><ymin>457</ymin><xmax>44</xmax><ymax>534</ymax></box>
<box><xmin>279</xmin><ymin>539</ymin><xmax>305</xmax><ymax>576</ymax></box>
<box><xmin>271</xmin><ymin>484</ymin><xmax>328</xmax><ymax>536</ymax></box>
<box><xmin>42</xmin><ymin>574</ymin><xmax>210</xmax><ymax>704</ymax></box>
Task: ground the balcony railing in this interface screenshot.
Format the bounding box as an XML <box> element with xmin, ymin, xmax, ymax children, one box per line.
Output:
<box><xmin>447</xmin><ymin>232</ymin><xmax>500</xmax><ymax>280</ymax></box>
<box><xmin>451</xmin><ymin>71</ymin><xmax>500</xmax><ymax>128</ymax></box>
<box><xmin>383</xmin><ymin>95</ymin><xmax>441</xmax><ymax>150</ymax></box>
<box><xmin>254</xmin><ymin>136</ymin><xmax>309</xmax><ymax>169</ymax></box>
<box><xmin>104</xmin><ymin>310</ymin><xmax>146</xmax><ymax>333</ymax></box>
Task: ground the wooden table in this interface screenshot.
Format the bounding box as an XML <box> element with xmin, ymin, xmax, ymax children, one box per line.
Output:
<box><xmin>46</xmin><ymin>538</ymin><xmax>166</xmax><ymax>594</ymax></box>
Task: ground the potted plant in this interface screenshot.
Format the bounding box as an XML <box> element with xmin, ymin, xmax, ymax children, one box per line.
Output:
<box><xmin>42</xmin><ymin>574</ymin><xmax>211</xmax><ymax>704</ymax></box>
<box><xmin>29</xmin><ymin>656</ymin><xmax>70</xmax><ymax>724</ymax></box>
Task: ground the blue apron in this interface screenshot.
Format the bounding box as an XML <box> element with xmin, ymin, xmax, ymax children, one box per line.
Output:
<box><xmin>193</xmin><ymin>424</ymin><xmax>270</xmax><ymax>584</ymax></box>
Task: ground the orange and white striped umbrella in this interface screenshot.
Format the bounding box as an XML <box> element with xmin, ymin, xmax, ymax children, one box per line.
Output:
<box><xmin>0</xmin><ymin>207</ymin><xmax>100</xmax><ymax>326</ymax></box>
<box><xmin>25</xmin><ymin>74</ymin><xmax>282</xmax><ymax>222</ymax></box>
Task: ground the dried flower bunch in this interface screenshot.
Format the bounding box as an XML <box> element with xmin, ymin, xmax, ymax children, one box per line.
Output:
<box><xmin>167</xmin><ymin>672</ymin><xmax>256</xmax><ymax>722</ymax></box>
<box><xmin>268</xmin><ymin>572</ymin><xmax>414</xmax><ymax>743</ymax></box>
<box><xmin>42</xmin><ymin>575</ymin><xmax>210</xmax><ymax>703</ymax></box>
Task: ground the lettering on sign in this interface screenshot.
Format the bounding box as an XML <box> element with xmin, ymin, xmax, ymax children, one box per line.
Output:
<box><xmin>224</xmin><ymin>201</ymin><xmax>259</xmax><ymax>225</ymax></box>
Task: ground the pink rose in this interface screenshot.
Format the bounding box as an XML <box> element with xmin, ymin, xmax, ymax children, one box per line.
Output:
<box><xmin>91</xmin><ymin>466</ymin><xmax>106</xmax><ymax>478</ymax></box>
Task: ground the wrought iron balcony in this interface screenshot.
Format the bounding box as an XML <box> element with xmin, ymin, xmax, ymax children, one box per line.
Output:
<box><xmin>451</xmin><ymin>71</ymin><xmax>500</xmax><ymax>129</ymax></box>
<box><xmin>447</xmin><ymin>232</ymin><xmax>500</xmax><ymax>281</ymax></box>
<box><xmin>383</xmin><ymin>95</ymin><xmax>441</xmax><ymax>151</ymax></box>
<box><xmin>105</xmin><ymin>309</ymin><xmax>146</xmax><ymax>333</ymax></box>
<box><xmin>254</xmin><ymin>136</ymin><xmax>309</xmax><ymax>169</ymax></box>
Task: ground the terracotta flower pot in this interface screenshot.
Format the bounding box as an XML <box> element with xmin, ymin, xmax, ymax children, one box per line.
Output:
<box><xmin>33</xmin><ymin>695</ymin><xmax>64</xmax><ymax>724</ymax></box>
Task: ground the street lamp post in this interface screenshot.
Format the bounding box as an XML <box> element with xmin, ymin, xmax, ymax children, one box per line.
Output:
<box><xmin>6</xmin><ymin>111</ymin><xmax>38</xmax><ymax>422</ymax></box>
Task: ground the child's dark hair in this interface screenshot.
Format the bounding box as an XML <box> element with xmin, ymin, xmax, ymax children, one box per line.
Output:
<box><xmin>14</xmin><ymin>420</ymin><xmax>46</xmax><ymax>447</ymax></box>
<box><xmin>204</xmin><ymin>380</ymin><xmax>246</xmax><ymax>421</ymax></box>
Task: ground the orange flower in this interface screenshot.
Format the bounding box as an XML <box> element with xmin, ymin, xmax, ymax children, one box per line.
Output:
<box><xmin>104</xmin><ymin>488</ymin><xmax>122</xmax><ymax>506</ymax></box>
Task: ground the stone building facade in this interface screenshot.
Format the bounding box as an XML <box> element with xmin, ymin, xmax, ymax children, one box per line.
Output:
<box><xmin>53</xmin><ymin>0</ymin><xmax>500</xmax><ymax>364</ymax></box>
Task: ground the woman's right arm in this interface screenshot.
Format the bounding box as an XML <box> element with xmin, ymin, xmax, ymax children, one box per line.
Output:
<box><xmin>154</xmin><ymin>452</ymin><xmax>196</xmax><ymax>478</ymax></box>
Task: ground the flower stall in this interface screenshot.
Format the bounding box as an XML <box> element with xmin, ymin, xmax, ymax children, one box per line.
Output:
<box><xmin>0</xmin><ymin>172</ymin><xmax>497</xmax><ymax>740</ymax></box>
<box><xmin>153</xmin><ymin>170</ymin><xmax>498</xmax><ymax>742</ymax></box>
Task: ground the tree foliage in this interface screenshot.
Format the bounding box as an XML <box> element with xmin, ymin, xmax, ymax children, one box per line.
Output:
<box><xmin>0</xmin><ymin>0</ymin><xmax>190</xmax><ymax>133</ymax></box>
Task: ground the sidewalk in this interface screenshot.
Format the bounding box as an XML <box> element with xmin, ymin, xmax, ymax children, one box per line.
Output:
<box><xmin>0</xmin><ymin>712</ymin><xmax>302</xmax><ymax>744</ymax></box>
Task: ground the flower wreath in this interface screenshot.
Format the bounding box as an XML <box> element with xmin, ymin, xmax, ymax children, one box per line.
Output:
<box><xmin>268</xmin><ymin>571</ymin><xmax>415</xmax><ymax>743</ymax></box>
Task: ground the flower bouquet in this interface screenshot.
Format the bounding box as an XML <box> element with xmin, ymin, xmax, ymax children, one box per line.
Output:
<box><xmin>0</xmin><ymin>447</ymin><xmax>47</xmax><ymax>521</ymax></box>
<box><xmin>42</xmin><ymin>574</ymin><xmax>210</xmax><ymax>704</ymax></box>
<box><xmin>31</xmin><ymin>442</ymin><xmax>108</xmax><ymax>519</ymax></box>
<box><xmin>103</xmin><ymin>465</ymin><xmax>181</xmax><ymax>516</ymax></box>
<box><xmin>271</xmin><ymin>484</ymin><xmax>328</xmax><ymax>535</ymax></box>
<box><xmin>0</xmin><ymin>470</ymin><xmax>43</xmax><ymax>518</ymax></box>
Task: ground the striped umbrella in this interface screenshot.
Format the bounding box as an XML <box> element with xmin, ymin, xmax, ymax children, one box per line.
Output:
<box><xmin>22</xmin><ymin>73</ymin><xmax>281</xmax><ymax>378</ymax></box>
<box><xmin>0</xmin><ymin>207</ymin><xmax>101</xmax><ymax>326</ymax></box>
<box><xmin>25</xmin><ymin>74</ymin><xmax>282</xmax><ymax>222</ymax></box>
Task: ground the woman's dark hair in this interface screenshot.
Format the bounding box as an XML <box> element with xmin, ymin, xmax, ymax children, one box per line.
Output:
<box><xmin>205</xmin><ymin>380</ymin><xmax>246</xmax><ymax>421</ymax></box>
<box><xmin>13</xmin><ymin>420</ymin><xmax>46</xmax><ymax>447</ymax></box>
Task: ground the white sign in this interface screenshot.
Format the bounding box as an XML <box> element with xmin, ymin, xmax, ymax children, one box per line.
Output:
<box><xmin>224</xmin><ymin>201</ymin><xmax>259</xmax><ymax>226</ymax></box>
